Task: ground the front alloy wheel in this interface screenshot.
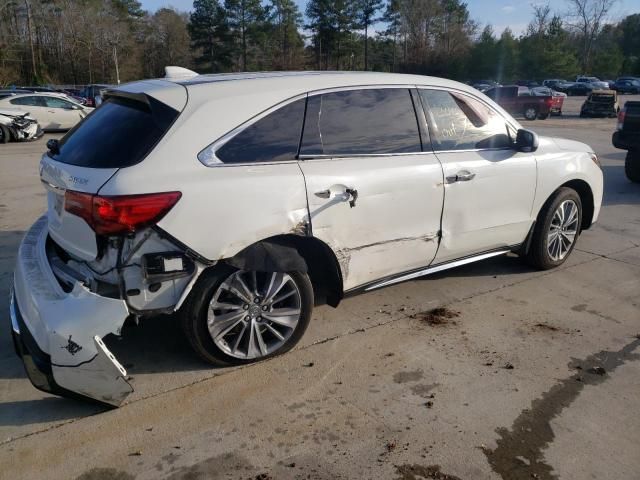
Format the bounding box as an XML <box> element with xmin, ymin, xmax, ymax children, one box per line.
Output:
<box><xmin>181</xmin><ymin>265</ymin><xmax>313</xmax><ymax>366</ymax></box>
<box><xmin>546</xmin><ymin>200</ymin><xmax>579</xmax><ymax>261</ymax></box>
<box><xmin>525</xmin><ymin>187</ymin><xmax>582</xmax><ymax>270</ymax></box>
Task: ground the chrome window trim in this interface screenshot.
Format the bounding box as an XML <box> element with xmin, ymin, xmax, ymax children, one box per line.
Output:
<box><xmin>197</xmin><ymin>93</ymin><xmax>308</xmax><ymax>167</ymax></box>
<box><xmin>197</xmin><ymin>84</ymin><xmax>521</xmax><ymax>167</ymax></box>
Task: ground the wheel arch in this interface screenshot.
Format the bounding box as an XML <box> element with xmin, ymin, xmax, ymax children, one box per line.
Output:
<box><xmin>224</xmin><ymin>234</ymin><xmax>344</xmax><ymax>308</ymax></box>
<box><xmin>540</xmin><ymin>179</ymin><xmax>594</xmax><ymax>231</ymax></box>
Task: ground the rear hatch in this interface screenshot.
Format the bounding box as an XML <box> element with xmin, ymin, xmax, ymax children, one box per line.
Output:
<box><xmin>41</xmin><ymin>87</ymin><xmax>185</xmax><ymax>261</ymax></box>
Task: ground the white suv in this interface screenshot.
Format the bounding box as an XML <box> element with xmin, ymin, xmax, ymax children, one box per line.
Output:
<box><xmin>11</xmin><ymin>70</ymin><xmax>603</xmax><ymax>406</ymax></box>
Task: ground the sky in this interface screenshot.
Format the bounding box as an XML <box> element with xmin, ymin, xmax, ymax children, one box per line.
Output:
<box><xmin>139</xmin><ymin>0</ymin><xmax>639</xmax><ymax>37</ymax></box>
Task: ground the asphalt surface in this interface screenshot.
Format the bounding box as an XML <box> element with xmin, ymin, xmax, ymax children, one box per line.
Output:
<box><xmin>0</xmin><ymin>94</ymin><xmax>638</xmax><ymax>480</ymax></box>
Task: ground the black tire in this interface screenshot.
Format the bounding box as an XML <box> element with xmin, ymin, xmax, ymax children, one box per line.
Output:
<box><xmin>538</xmin><ymin>113</ymin><xmax>549</xmax><ymax>120</ymax></box>
<box><xmin>180</xmin><ymin>264</ymin><xmax>314</xmax><ymax>366</ymax></box>
<box><xmin>625</xmin><ymin>150</ymin><xmax>640</xmax><ymax>183</ymax></box>
<box><xmin>524</xmin><ymin>106</ymin><xmax>538</xmax><ymax>121</ymax></box>
<box><xmin>0</xmin><ymin>125</ymin><xmax>9</xmax><ymax>144</ymax></box>
<box><xmin>525</xmin><ymin>187</ymin><xmax>582</xmax><ymax>270</ymax></box>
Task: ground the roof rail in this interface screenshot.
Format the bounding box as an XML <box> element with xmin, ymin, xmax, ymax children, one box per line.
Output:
<box><xmin>164</xmin><ymin>66</ymin><xmax>198</xmax><ymax>80</ymax></box>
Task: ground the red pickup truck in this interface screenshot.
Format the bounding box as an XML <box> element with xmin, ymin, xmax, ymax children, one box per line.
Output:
<box><xmin>484</xmin><ymin>86</ymin><xmax>554</xmax><ymax>121</ymax></box>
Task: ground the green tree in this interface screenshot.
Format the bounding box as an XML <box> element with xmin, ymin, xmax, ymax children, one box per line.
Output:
<box><xmin>225</xmin><ymin>0</ymin><xmax>266</xmax><ymax>70</ymax></box>
<box><xmin>496</xmin><ymin>28</ymin><xmax>518</xmax><ymax>82</ymax></box>
<box><xmin>469</xmin><ymin>25</ymin><xmax>498</xmax><ymax>81</ymax></box>
<box><xmin>266</xmin><ymin>0</ymin><xmax>305</xmax><ymax>69</ymax></box>
<box><xmin>189</xmin><ymin>0</ymin><xmax>232</xmax><ymax>72</ymax></box>
<box><xmin>353</xmin><ymin>0</ymin><xmax>383</xmax><ymax>70</ymax></box>
<box><xmin>617</xmin><ymin>13</ymin><xmax>640</xmax><ymax>74</ymax></box>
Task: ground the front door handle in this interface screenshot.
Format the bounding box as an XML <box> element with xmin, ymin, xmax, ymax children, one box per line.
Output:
<box><xmin>446</xmin><ymin>171</ymin><xmax>476</xmax><ymax>183</ymax></box>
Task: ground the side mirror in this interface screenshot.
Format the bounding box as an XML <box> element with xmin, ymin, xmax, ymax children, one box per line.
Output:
<box><xmin>46</xmin><ymin>138</ymin><xmax>60</xmax><ymax>154</ymax></box>
<box><xmin>515</xmin><ymin>129</ymin><xmax>539</xmax><ymax>153</ymax></box>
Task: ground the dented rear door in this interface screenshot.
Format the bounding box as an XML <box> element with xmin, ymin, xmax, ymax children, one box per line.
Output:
<box><xmin>298</xmin><ymin>88</ymin><xmax>444</xmax><ymax>291</ymax></box>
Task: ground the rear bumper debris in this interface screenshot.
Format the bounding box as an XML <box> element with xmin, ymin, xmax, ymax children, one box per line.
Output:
<box><xmin>11</xmin><ymin>216</ymin><xmax>133</xmax><ymax>406</ymax></box>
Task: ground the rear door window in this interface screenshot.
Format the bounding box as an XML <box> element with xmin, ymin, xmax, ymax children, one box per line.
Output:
<box><xmin>420</xmin><ymin>89</ymin><xmax>512</xmax><ymax>151</ymax></box>
<box><xmin>215</xmin><ymin>98</ymin><xmax>306</xmax><ymax>164</ymax></box>
<box><xmin>48</xmin><ymin>96</ymin><xmax>178</xmax><ymax>168</ymax></box>
<box><xmin>300</xmin><ymin>88</ymin><xmax>422</xmax><ymax>156</ymax></box>
<box><xmin>44</xmin><ymin>96</ymin><xmax>75</xmax><ymax>109</ymax></box>
<box><xmin>10</xmin><ymin>96</ymin><xmax>45</xmax><ymax>107</ymax></box>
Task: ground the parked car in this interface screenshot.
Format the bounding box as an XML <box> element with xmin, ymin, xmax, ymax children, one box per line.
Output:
<box><xmin>80</xmin><ymin>84</ymin><xmax>111</xmax><ymax>107</ymax></box>
<box><xmin>542</xmin><ymin>79</ymin><xmax>567</xmax><ymax>89</ymax></box>
<box><xmin>616</xmin><ymin>76</ymin><xmax>639</xmax><ymax>83</ymax></box>
<box><xmin>612</xmin><ymin>101</ymin><xmax>640</xmax><ymax>182</ymax></box>
<box><xmin>531</xmin><ymin>87</ymin><xmax>565</xmax><ymax>116</ymax></box>
<box><xmin>576</xmin><ymin>76</ymin><xmax>600</xmax><ymax>83</ymax></box>
<box><xmin>0</xmin><ymin>93</ymin><xmax>93</xmax><ymax>130</ymax></box>
<box><xmin>613</xmin><ymin>79</ymin><xmax>640</xmax><ymax>94</ymax></box>
<box><xmin>565</xmin><ymin>83</ymin><xmax>593</xmax><ymax>96</ymax></box>
<box><xmin>10</xmin><ymin>70</ymin><xmax>604</xmax><ymax>406</ymax></box>
<box><xmin>516</xmin><ymin>80</ymin><xmax>540</xmax><ymax>88</ymax></box>
<box><xmin>484</xmin><ymin>85</ymin><xmax>553</xmax><ymax>120</ymax></box>
<box><xmin>580</xmin><ymin>90</ymin><xmax>619</xmax><ymax>118</ymax></box>
<box><xmin>0</xmin><ymin>108</ymin><xmax>41</xmax><ymax>142</ymax></box>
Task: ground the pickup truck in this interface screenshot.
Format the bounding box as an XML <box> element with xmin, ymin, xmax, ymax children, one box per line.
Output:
<box><xmin>484</xmin><ymin>86</ymin><xmax>553</xmax><ymax>120</ymax></box>
<box><xmin>612</xmin><ymin>101</ymin><xmax>640</xmax><ymax>182</ymax></box>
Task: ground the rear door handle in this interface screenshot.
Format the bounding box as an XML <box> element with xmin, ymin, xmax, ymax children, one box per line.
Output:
<box><xmin>315</xmin><ymin>186</ymin><xmax>358</xmax><ymax>207</ymax></box>
<box><xmin>446</xmin><ymin>171</ymin><xmax>476</xmax><ymax>183</ymax></box>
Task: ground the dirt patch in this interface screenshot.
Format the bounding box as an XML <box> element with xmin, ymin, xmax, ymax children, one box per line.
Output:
<box><xmin>533</xmin><ymin>323</ymin><xmax>560</xmax><ymax>332</ymax></box>
<box><xmin>411</xmin><ymin>307</ymin><xmax>459</xmax><ymax>326</ymax></box>
<box><xmin>482</xmin><ymin>338</ymin><xmax>640</xmax><ymax>480</ymax></box>
<box><xmin>395</xmin><ymin>464</ymin><xmax>463</xmax><ymax>480</ymax></box>
<box><xmin>393</xmin><ymin>370</ymin><xmax>424</xmax><ymax>384</ymax></box>
<box><xmin>165</xmin><ymin>452</ymin><xmax>253</xmax><ymax>479</ymax></box>
<box><xmin>75</xmin><ymin>468</ymin><xmax>135</xmax><ymax>480</ymax></box>
<box><xmin>410</xmin><ymin>383</ymin><xmax>438</xmax><ymax>396</ymax></box>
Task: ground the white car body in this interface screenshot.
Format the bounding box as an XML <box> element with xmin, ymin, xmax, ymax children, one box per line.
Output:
<box><xmin>0</xmin><ymin>93</ymin><xmax>92</xmax><ymax>130</ymax></box>
<box><xmin>11</xmin><ymin>71</ymin><xmax>603</xmax><ymax>406</ymax></box>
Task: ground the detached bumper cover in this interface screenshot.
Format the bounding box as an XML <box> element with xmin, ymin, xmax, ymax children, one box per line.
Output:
<box><xmin>11</xmin><ymin>216</ymin><xmax>133</xmax><ymax>406</ymax></box>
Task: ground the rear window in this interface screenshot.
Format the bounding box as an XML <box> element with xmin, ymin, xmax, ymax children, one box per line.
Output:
<box><xmin>49</xmin><ymin>96</ymin><xmax>178</xmax><ymax>168</ymax></box>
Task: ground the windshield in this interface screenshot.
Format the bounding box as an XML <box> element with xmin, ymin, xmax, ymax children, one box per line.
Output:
<box><xmin>49</xmin><ymin>96</ymin><xmax>179</xmax><ymax>168</ymax></box>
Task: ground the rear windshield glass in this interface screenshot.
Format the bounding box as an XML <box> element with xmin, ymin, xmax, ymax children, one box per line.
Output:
<box><xmin>49</xmin><ymin>96</ymin><xmax>178</xmax><ymax>168</ymax></box>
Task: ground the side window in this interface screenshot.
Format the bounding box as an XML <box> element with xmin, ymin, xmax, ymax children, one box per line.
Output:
<box><xmin>44</xmin><ymin>97</ymin><xmax>74</xmax><ymax>109</ymax></box>
<box><xmin>419</xmin><ymin>89</ymin><xmax>511</xmax><ymax>151</ymax></box>
<box><xmin>215</xmin><ymin>98</ymin><xmax>306</xmax><ymax>164</ymax></box>
<box><xmin>10</xmin><ymin>96</ymin><xmax>39</xmax><ymax>106</ymax></box>
<box><xmin>300</xmin><ymin>88</ymin><xmax>422</xmax><ymax>156</ymax></box>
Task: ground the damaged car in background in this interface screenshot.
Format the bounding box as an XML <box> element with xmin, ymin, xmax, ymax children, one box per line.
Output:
<box><xmin>11</xmin><ymin>69</ymin><xmax>603</xmax><ymax>407</ymax></box>
<box><xmin>0</xmin><ymin>108</ymin><xmax>41</xmax><ymax>143</ymax></box>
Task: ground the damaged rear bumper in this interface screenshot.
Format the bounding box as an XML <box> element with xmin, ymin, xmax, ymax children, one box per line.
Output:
<box><xmin>11</xmin><ymin>216</ymin><xmax>133</xmax><ymax>406</ymax></box>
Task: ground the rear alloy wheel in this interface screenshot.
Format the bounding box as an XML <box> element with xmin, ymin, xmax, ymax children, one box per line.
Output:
<box><xmin>625</xmin><ymin>150</ymin><xmax>640</xmax><ymax>183</ymax></box>
<box><xmin>524</xmin><ymin>107</ymin><xmax>538</xmax><ymax>121</ymax></box>
<box><xmin>525</xmin><ymin>187</ymin><xmax>582</xmax><ymax>270</ymax></box>
<box><xmin>181</xmin><ymin>265</ymin><xmax>313</xmax><ymax>366</ymax></box>
<box><xmin>0</xmin><ymin>125</ymin><xmax>9</xmax><ymax>144</ymax></box>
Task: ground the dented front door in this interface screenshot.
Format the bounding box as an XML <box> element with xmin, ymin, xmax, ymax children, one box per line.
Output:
<box><xmin>300</xmin><ymin>154</ymin><xmax>444</xmax><ymax>291</ymax></box>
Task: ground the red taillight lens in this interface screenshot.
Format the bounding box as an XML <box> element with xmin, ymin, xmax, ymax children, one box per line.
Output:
<box><xmin>64</xmin><ymin>191</ymin><xmax>181</xmax><ymax>235</ymax></box>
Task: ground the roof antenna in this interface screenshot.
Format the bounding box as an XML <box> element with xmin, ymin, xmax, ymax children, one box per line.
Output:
<box><xmin>164</xmin><ymin>66</ymin><xmax>198</xmax><ymax>80</ymax></box>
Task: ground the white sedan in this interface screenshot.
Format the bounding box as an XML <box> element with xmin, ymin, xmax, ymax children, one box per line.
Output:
<box><xmin>11</xmin><ymin>70</ymin><xmax>603</xmax><ymax>406</ymax></box>
<box><xmin>0</xmin><ymin>93</ymin><xmax>92</xmax><ymax>130</ymax></box>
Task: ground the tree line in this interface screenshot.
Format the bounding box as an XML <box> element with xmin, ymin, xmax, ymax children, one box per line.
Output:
<box><xmin>0</xmin><ymin>0</ymin><xmax>638</xmax><ymax>87</ymax></box>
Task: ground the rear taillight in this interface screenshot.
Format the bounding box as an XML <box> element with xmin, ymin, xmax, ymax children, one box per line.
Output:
<box><xmin>617</xmin><ymin>108</ymin><xmax>625</xmax><ymax>131</ymax></box>
<box><xmin>65</xmin><ymin>191</ymin><xmax>181</xmax><ymax>235</ymax></box>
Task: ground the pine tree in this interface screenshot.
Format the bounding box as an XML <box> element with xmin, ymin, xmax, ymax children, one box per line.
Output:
<box><xmin>189</xmin><ymin>0</ymin><xmax>233</xmax><ymax>72</ymax></box>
